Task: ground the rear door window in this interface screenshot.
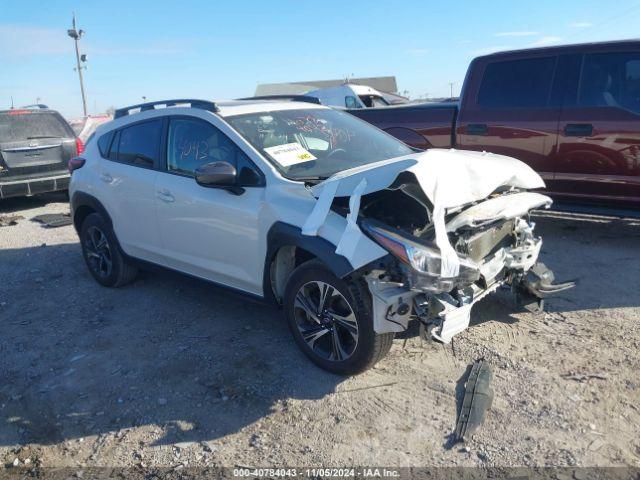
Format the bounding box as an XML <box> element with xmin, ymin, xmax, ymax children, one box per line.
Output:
<box><xmin>477</xmin><ymin>56</ymin><xmax>557</xmax><ymax>108</ymax></box>
<box><xmin>115</xmin><ymin>120</ymin><xmax>162</xmax><ymax>168</ymax></box>
<box><xmin>578</xmin><ymin>51</ymin><xmax>640</xmax><ymax>114</ymax></box>
<box><xmin>0</xmin><ymin>111</ymin><xmax>73</xmax><ymax>142</ymax></box>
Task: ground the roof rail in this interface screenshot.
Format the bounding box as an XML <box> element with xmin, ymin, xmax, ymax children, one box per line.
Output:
<box><xmin>237</xmin><ymin>95</ymin><xmax>321</xmax><ymax>105</ymax></box>
<box><xmin>114</xmin><ymin>99</ymin><xmax>218</xmax><ymax>119</ymax></box>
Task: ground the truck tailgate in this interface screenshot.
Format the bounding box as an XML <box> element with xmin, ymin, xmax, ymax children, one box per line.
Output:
<box><xmin>347</xmin><ymin>102</ymin><xmax>457</xmax><ymax>149</ymax></box>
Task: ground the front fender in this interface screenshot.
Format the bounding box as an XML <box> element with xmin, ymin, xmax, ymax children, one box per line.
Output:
<box><xmin>262</xmin><ymin>222</ymin><xmax>360</xmax><ymax>302</ymax></box>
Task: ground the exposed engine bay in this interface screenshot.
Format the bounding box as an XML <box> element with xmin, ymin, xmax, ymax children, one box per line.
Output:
<box><xmin>349</xmin><ymin>174</ymin><xmax>573</xmax><ymax>342</ymax></box>
<box><xmin>303</xmin><ymin>148</ymin><xmax>575</xmax><ymax>343</ymax></box>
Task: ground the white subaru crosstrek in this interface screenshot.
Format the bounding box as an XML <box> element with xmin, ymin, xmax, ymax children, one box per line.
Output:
<box><xmin>69</xmin><ymin>98</ymin><xmax>572</xmax><ymax>374</ymax></box>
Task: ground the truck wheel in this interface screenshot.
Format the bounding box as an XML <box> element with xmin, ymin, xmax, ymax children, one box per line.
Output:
<box><xmin>283</xmin><ymin>259</ymin><xmax>394</xmax><ymax>375</ymax></box>
<box><xmin>80</xmin><ymin>213</ymin><xmax>138</xmax><ymax>287</ymax></box>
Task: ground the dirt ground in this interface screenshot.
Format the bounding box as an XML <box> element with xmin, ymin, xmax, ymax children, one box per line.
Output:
<box><xmin>1</xmin><ymin>192</ymin><xmax>639</xmax><ymax>472</ymax></box>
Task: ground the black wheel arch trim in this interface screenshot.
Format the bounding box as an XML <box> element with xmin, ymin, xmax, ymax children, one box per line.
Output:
<box><xmin>263</xmin><ymin>222</ymin><xmax>355</xmax><ymax>301</ymax></box>
<box><xmin>71</xmin><ymin>191</ymin><xmax>114</xmax><ymax>234</ymax></box>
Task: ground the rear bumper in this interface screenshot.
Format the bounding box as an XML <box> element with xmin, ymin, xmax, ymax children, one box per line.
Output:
<box><xmin>0</xmin><ymin>173</ymin><xmax>70</xmax><ymax>199</ymax></box>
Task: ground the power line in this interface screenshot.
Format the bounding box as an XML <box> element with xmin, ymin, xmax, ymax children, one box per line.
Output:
<box><xmin>564</xmin><ymin>3</ymin><xmax>640</xmax><ymax>42</ymax></box>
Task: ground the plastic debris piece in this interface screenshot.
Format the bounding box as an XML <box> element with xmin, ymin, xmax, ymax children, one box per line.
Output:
<box><xmin>455</xmin><ymin>358</ymin><xmax>494</xmax><ymax>442</ymax></box>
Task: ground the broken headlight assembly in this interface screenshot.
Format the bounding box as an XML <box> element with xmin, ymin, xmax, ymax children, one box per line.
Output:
<box><xmin>361</xmin><ymin>221</ymin><xmax>480</xmax><ymax>293</ymax></box>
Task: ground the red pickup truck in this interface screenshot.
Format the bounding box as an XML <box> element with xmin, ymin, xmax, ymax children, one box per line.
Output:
<box><xmin>349</xmin><ymin>40</ymin><xmax>640</xmax><ymax>208</ymax></box>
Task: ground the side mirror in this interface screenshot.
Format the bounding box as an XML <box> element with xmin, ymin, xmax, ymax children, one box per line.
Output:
<box><xmin>195</xmin><ymin>161</ymin><xmax>237</xmax><ymax>186</ymax></box>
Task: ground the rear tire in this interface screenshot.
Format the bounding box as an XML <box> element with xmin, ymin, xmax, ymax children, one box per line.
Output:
<box><xmin>80</xmin><ymin>213</ymin><xmax>138</xmax><ymax>287</ymax></box>
<box><xmin>283</xmin><ymin>259</ymin><xmax>394</xmax><ymax>375</ymax></box>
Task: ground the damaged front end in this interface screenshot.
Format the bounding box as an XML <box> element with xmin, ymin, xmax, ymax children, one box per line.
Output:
<box><xmin>356</xmin><ymin>187</ymin><xmax>574</xmax><ymax>343</ymax></box>
<box><xmin>304</xmin><ymin>149</ymin><xmax>574</xmax><ymax>343</ymax></box>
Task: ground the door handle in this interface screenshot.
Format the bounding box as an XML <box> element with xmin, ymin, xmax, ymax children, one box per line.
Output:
<box><xmin>564</xmin><ymin>123</ymin><xmax>593</xmax><ymax>137</ymax></box>
<box><xmin>466</xmin><ymin>123</ymin><xmax>488</xmax><ymax>136</ymax></box>
<box><xmin>100</xmin><ymin>173</ymin><xmax>113</xmax><ymax>183</ymax></box>
<box><xmin>157</xmin><ymin>189</ymin><xmax>175</xmax><ymax>203</ymax></box>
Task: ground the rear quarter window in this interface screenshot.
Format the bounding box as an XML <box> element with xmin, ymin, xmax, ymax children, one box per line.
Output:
<box><xmin>477</xmin><ymin>56</ymin><xmax>557</xmax><ymax>108</ymax></box>
<box><xmin>97</xmin><ymin>130</ymin><xmax>115</xmax><ymax>158</ymax></box>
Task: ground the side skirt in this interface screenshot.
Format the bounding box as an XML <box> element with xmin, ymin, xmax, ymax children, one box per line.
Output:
<box><xmin>123</xmin><ymin>254</ymin><xmax>275</xmax><ymax>307</ymax></box>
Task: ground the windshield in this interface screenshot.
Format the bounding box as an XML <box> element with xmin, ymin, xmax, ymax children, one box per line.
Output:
<box><xmin>226</xmin><ymin>108</ymin><xmax>413</xmax><ymax>180</ymax></box>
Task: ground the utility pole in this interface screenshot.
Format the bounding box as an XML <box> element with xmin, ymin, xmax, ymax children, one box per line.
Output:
<box><xmin>448</xmin><ymin>81</ymin><xmax>457</xmax><ymax>100</ymax></box>
<box><xmin>68</xmin><ymin>13</ymin><xmax>88</xmax><ymax>117</ymax></box>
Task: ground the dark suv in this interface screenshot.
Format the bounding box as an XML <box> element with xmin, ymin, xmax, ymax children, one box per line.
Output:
<box><xmin>0</xmin><ymin>107</ymin><xmax>82</xmax><ymax>199</ymax></box>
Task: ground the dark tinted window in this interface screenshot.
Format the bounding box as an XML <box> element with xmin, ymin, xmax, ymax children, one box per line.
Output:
<box><xmin>237</xmin><ymin>149</ymin><xmax>264</xmax><ymax>186</ymax></box>
<box><xmin>97</xmin><ymin>130</ymin><xmax>115</xmax><ymax>157</ymax></box>
<box><xmin>550</xmin><ymin>54</ymin><xmax>582</xmax><ymax>107</ymax></box>
<box><xmin>358</xmin><ymin>95</ymin><xmax>390</xmax><ymax>107</ymax></box>
<box><xmin>578</xmin><ymin>51</ymin><xmax>640</xmax><ymax>114</ymax></box>
<box><xmin>116</xmin><ymin>120</ymin><xmax>162</xmax><ymax>168</ymax></box>
<box><xmin>0</xmin><ymin>111</ymin><xmax>73</xmax><ymax>142</ymax></box>
<box><xmin>167</xmin><ymin>118</ymin><xmax>263</xmax><ymax>185</ymax></box>
<box><xmin>478</xmin><ymin>57</ymin><xmax>557</xmax><ymax>108</ymax></box>
<box><xmin>108</xmin><ymin>131</ymin><xmax>120</xmax><ymax>162</ymax></box>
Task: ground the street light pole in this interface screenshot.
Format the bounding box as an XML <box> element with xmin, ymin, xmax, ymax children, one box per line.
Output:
<box><xmin>68</xmin><ymin>13</ymin><xmax>88</xmax><ymax>117</ymax></box>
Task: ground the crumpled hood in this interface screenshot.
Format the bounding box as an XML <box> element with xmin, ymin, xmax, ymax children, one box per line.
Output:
<box><xmin>303</xmin><ymin>148</ymin><xmax>547</xmax><ymax>277</ymax></box>
<box><xmin>309</xmin><ymin>148</ymin><xmax>544</xmax><ymax>201</ymax></box>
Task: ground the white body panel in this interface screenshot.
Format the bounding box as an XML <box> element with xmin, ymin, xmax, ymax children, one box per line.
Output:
<box><xmin>154</xmin><ymin>174</ymin><xmax>266</xmax><ymax>294</ymax></box>
<box><xmin>94</xmin><ymin>160</ymin><xmax>163</xmax><ymax>263</ymax></box>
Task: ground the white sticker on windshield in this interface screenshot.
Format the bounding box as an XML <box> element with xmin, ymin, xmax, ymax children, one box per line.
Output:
<box><xmin>264</xmin><ymin>143</ymin><xmax>316</xmax><ymax>167</ymax></box>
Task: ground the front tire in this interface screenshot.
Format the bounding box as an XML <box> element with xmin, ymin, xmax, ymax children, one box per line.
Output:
<box><xmin>80</xmin><ymin>213</ymin><xmax>138</xmax><ymax>287</ymax></box>
<box><xmin>283</xmin><ymin>259</ymin><xmax>394</xmax><ymax>375</ymax></box>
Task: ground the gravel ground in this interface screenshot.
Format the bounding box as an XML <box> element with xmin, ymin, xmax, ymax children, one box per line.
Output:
<box><xmin>0</xmin><ymin>193</ymin><xmax>639</xmax><ymax>472</ymax></box>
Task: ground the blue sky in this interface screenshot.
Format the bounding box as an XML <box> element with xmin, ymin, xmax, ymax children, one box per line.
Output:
<box><xmin>2</xmin><ymin>0</ymin><xmax>640</xmax><ymax>118</ymax></box>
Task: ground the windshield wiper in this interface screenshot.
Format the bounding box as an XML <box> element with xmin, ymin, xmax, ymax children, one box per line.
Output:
<box><xmin>295</xmin><ymin>176</ymin><xmax>328</xmax><ymax>182</ymax></box>
<box><xmin>27</xmin><ymin>135</ymin><xmax>62</xmax><ymax>139</ymax></box>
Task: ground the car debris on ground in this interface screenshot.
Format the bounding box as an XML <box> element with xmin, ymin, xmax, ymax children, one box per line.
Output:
<box><xmin>0</xmin><ymin>214</ymin><xmax>23</xmax><ymax>227</ymax></box>
<box><xmin>454</xmin><ymin>358</ymin><xmax>494</xmax><ymax>443</ymax></box>
<box><xmin>31</xmin><ymin>212</ymin><xmax>73</xmax><ymax>228</ymax></box>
